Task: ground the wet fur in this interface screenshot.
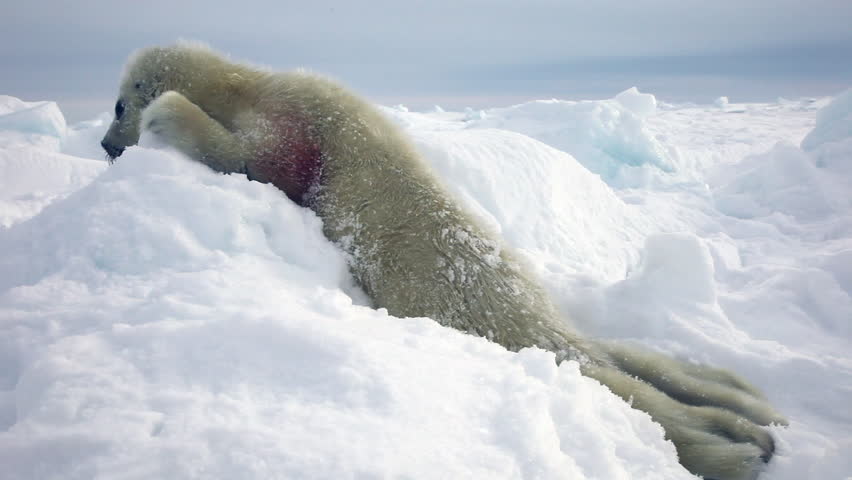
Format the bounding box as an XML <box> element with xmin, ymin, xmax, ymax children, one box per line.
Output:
<box><xmin>102</xmin><ymin>43</ymin><xmax>786</xmax><ymax>480</ymax></box>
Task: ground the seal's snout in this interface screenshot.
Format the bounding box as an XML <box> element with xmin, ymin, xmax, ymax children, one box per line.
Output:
<box><xmin>101</xmin><ymin>140</ymin><xmax>124</xmax><ymax>161</ymax></box>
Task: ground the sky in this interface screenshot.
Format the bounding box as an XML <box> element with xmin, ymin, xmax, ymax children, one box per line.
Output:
<box><xmin>1</xmin><ymin>0</ymin><xmax>851</xmax><ymax>121</ymax></box>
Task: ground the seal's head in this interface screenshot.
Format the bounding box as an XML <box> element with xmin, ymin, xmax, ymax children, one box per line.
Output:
<box><xmin>101</xmin><ymin>47</ymin><xmax>180</xmax><ymax>161</ymax></box>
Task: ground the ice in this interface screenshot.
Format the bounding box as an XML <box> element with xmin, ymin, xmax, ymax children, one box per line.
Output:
<box><xmin>801</xmin><ymin>87</ymin><xmax>852</xmax><ymax>151</ymax></box>
<box><xmin>0</xmin><ymin>95</ymin><xmax>66</xmax><ymax>138</ymax></box>
<box><xmin>615</xmin><ymin>87</ymin><xmax>657</xmax><ymax>117</ymax></box>
<box><xmin>2</xmin><ymin>86</ymin><xmax>852</xmax><ymax>480</ymax></box>
<box><xmin>708</xmin><ymin>89</ymin><xmax>852</xmax><ymax>226</ymax></box>
<box><xmin>462</xmin><ymin>89</ymin><xmax>679</xmax><ymax>188</ymax></box>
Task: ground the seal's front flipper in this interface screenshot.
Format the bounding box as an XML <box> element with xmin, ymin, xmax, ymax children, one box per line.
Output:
<box><xmin>142</xmin><ymin>90</ymin><xmax>249</xmax><ymax>175</ymax></box>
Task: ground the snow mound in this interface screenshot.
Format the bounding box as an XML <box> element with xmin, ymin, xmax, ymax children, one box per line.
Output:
<box><xmin>586</xmin><ymin>233</ymin><xmax>726</xmax><ymax>343</ymax></box>
<box><xmin>0</xmin><ymin>147</ymin><xmax>105</xmax><ymax>228</ymax></box>
<box><xmin>464</xmin><ymin>88</ymin><xmax>681</xmax><ymax>188</ymax></box>
<box><xmin>0</xmin><ymin>139</ymin><xmax>692</xmax><ymax>480</ymax></box>
<box><xmin>410</xmin><ymin>127</ymin><xmax>648</xmax><ymax>280</ymax></box>
<box><xmin>801</xmin><ymin>88</ymin><xmax>852</xmax><ymax>151</ymax></box>
<box><xmin>710</xmin><ymin>142</ymin><xmax>840</xmax><ymax>220</ymax></box>
<box><xmin>622</xmin><ymin>233</ymin><xmax>716</xmax><ymax>306</ymax></box>
<box><xmin>0</xmin><ymin>146</ymin><xmax>354</xmax><ymax>291</ymax></box>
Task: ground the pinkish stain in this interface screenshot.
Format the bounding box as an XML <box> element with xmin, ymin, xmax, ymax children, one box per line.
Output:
<box><xmin>249</xmin><ymin>114</ymin><xmax>323</xmax><ymax>205</ymax></box>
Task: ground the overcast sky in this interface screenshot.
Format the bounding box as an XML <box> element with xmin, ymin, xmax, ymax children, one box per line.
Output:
<box><xmin>2</xmin><ymin>0</ymin><xmax>851</xmax><ymax>121</ymax></box>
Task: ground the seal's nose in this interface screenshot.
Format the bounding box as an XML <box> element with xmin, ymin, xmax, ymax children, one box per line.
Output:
<box><xmin>101</xmin><ymin>140</ymin><xmax>124</xmax><ymax>161</ymax></box>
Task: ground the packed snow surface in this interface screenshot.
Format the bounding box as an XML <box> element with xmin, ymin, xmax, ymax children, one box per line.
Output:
<box><xmin>1</xmin><ymin>87</ymin><xmax>851</xmax><ymax>479</ymax></box>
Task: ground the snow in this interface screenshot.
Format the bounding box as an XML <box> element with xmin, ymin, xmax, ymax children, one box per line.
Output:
<box><xmin>710</xmin><ymin>142</ymin><xmax>844</xmax><ymax>220</ymax></box>
<box><xmin>0</xmin><ymin>97</ymin><xmax>104</xmax><ymax>228</ymax></box>
<box><xmin>1</xmin><ymin>85</ymin><xmax>851</xmax><ymax>480</ymax></box>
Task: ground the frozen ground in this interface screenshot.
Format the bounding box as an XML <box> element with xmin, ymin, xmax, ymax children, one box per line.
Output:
<box><xmin>0</xmin><ymin>87</ymin><xmax>850</xmax><ymax>479</ymax></box>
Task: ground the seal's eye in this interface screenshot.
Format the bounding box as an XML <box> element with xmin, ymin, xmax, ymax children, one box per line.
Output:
<box><xmin>115</xmin><ymin>100</ymin><xmax>125</xmax><ymax>119</ymax></box>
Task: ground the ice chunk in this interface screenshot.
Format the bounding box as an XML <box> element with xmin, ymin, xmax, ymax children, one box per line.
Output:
<box><xmin>464</xmin><ymin>107</ymin><xmax>487</xmax><ymax>121</ymax></box>
<box><xmin>0</xmin><ymin>97</ymin><xmax>103</xmax><ymax>227</ymax></box>
<box><xmin>466</xmin><ymin>96</ymin><xmax>676</xmax><ymax>188</ymax></box>
<box><xmin>0</xmin><ymin>95</ymin><xmax>66</xmax><ymax>138</ymax></box>
<box><xmin>0</xmin><ymin>95</ymin><xmax>31</xmax><ymax>115</ymax></box>
<box><xmin>801</xmin><ymin>88</ymin><xmax>852</xmax><ymax>151</ymax></box>
<box><xmin>615</xmin><ymin>87</ymin><xmax>657</xmax><ymax>118</ymax></box>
